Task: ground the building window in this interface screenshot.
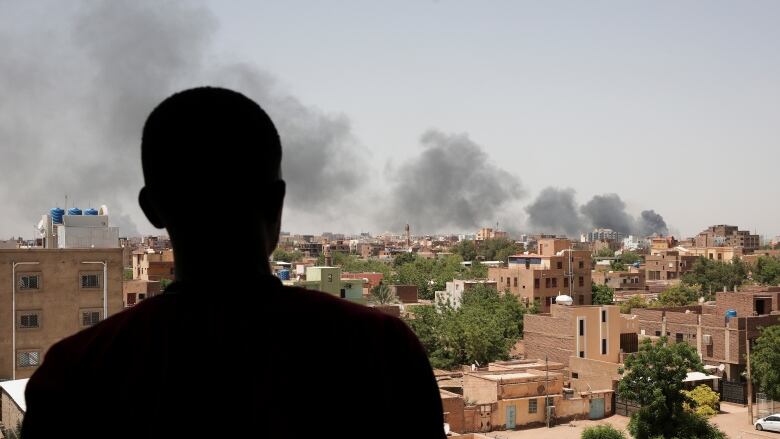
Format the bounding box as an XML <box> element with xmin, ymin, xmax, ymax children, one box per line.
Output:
<box><xmin>564</xmin><ymin>278</ymin><xmax>569</xmax><ymax>288</ymax></box>
<box><xmin>675</xmin><ymin>333</ymin><xmax>684</xmax><ymax>343</ymax></box>
<box><xmin>545</xmin><ymin>278</ymin><xmax>550</xmax><ymax>288</ymax></box>
<box><xmin>514</xmin><ymin>277</ymin><xmax>518</xmax><ymax>287</ymax></box>
<box><xmin>557</xmin><ymin>261</ymin><xmax>562</xmax><ymax>269</ymax></box>
<box><xmin>18</xmin><ymin>274</ymin><xmax>40</xmax><ymax>290</ymax></box>
<box><xmin>579</xmin><ymin>319</ymin><xmax>585</xmax><ymax>336</ymax></box>
<box><xmin>578</xmin><ymin>276</ymin><xmax>584</xmax><ymax>287</ymax></box>
<box><xmin>579</xmin><ymin>351</ymin><xmax>585</xmax><ymax>358</ymax></box>
<box><xmin>82</xmin><ymin>311</ymin><xmax>101</xmax><ymax>327</ymax></box>
<box><xmin>579</xmin><ymin>261</ymin><xmax>584</xmax><ymax>269</ymax></box>
<box><xmin>507</xmin><ymin>278</ymin><xmax>510</xmax><ymax>287</ymax></box>
<box><xmin>655</xmin><ymin>331</ymin><xmax>661</xmax><ymax>336</ymax></box>
<box><xmin>327</xmin><ymin>274</ymin><xmax>333</xmax><ymax>282</ymax></box>
<box><xmin>528</xmin><ymin>399</ymin><xmax>537</xmax><ymax>413</ymax></box>
<box><xmin>81</xmin><ymin>274</ymin><xmax>100</xmax><ymax>289</ymax></box>
<box><xmin>571</xmin><ymin>372</ymin><xmax>579</xmax><ymax>379</ymax></box>
<box><xmin>601</xmin><ymin>310</ymin><xmax>606</xmax><ymax>323</ymax></box>
<box><xmin>534</xmin><ymin>278</ymin><xmax>540</xmax><ymax>289</ymax></box>
<box><xmin>601</xmin><ymin>339</ymin><xmax>607</xmax><ymax>355</ymax></box>
<box><xmin>552</xmin><ymin>278</ymin><xmax>558</xmax><ymax>288</ymax></box>
<box><xmin>17</xmin><ymin>351</ymin><xmax>41</xmax><ymax>368</ymax></box>
<box><xmin>579</xmin><ymin>295</ymin><xmax>584</xmax><ymax>305</ymax></box>
<box><xmin>18</xmin><ymin>312</ymin><xmax>40</xmax><ymax>329</ymax></box>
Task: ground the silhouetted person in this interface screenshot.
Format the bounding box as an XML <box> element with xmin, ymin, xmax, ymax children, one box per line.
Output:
<box><xmin>23</xmin><ymin>87</ymin><xmax>445</xmax><ymax>438</ymax></box>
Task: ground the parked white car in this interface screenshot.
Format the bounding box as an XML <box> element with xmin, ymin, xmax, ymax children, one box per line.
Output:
<box><xmin>755</xmin><ymin>414</ymin><xmax>780</xmax><ymax>432</ymax></box>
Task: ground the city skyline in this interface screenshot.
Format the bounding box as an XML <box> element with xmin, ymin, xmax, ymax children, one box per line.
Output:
<box><xmin>2</xmin><ymin>1</ymin><xmax>779</xmax><ymax>238</ymax></box>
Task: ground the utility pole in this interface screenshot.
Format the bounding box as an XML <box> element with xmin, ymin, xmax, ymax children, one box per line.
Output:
<box><xmin>746</xmin><ymin>328</ymin><xmax>753</xmax><ymax>424</ymax></box>
<box><xmin>545</xmin><ymin>354</ymin><xmax>550</xmax><ymax>428</ymax></box>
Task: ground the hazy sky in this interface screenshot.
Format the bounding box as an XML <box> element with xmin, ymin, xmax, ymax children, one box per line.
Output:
<box><xmin>2</xmin><ymin>1</ymin><xmax>779</xmax><ymax>238</ymax></box>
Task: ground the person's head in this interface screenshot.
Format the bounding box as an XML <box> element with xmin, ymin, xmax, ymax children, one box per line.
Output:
<box><xmin>139</xmin><ymin>87</ymin><xmax>285</xmax><ymax>257</ymax></box>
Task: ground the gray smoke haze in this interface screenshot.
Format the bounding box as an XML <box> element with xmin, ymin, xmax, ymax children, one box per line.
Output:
<box><xmin>0</xmin><ymin>0</ymin><xmax>364</xmax><ymax>238</ymax></box>
<box><xmin>386</xmin><ymin>130</ymin><xmax>524</xmax><ymax>233</ymax></box>
<box><xmin>525</xmin><ymin>189</ymin><xmax>670</xmax><ymax>237</ymax></box>
<box><xmin>524</xmin><ymin>187</ymin><xmax>583</xmax><ymax>236</ymax></box>
<box><xmin>637</xmin><ymin>209</ymin><xmax>669</xmax><ymax>236</ymax></box>
<box><xmin>580</xmin><ymin>194</ymin><xmax>635</xmax><ymax>234</ymax></box>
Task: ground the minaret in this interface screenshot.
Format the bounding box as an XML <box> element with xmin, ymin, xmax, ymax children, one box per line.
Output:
<box><xmin>405</xmin><ymin>224</ymin><xmax>411</xmax><ymax>248</ymax></box>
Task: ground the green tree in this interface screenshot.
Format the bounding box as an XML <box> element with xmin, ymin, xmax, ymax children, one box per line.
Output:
<box><xmin>405</xmin><ymin>284</ymin><xmax>533</xmax><ymax>369</ymax></box>
<box><xmin>595</xmin><ymin>247</ymin><xmax>615</xmax><ymax>258</ymax></box>
<box><xmin>480</xmin><ymin>238</ymin><xmax>522</xmax><ymax>263</ymax></box>
<box><xmin>655</xmin><ymin>284</ymin><xmax>703</xmax><ymax>307</ymax></box>
<box><xmin>618</xmin><ymin>251</ymin><xmax>642</xmax><ymax>266</ymax></box>
<box><xmin>609</xmin><ymin>260</ymin><xmax>627</xmax><ymax>271</ymax></box>
<box><xmin>467</xmin><ymin>260</ymin><xmax>488</xmax><ymax>278</ymax></box>
<box><xmin>620</xmin><ymin>295</ymin><xmax>648</xmax><ymax>314</ymax></box>
<box><xmin>453</xmin><ymin>240</ymin><xmax>477</xmax><ymax>261</ymax></box>
<box><xmin>393</xmin><ymin>251</ymin><xmax>417</xmax><ymax>267</ymax></box>
<box><xmin>123</xmin><ymin>267</ymin><xmax>133</xmax><ymax>280</ymax></box>
<box><xmin>682</xmin><ymin>256</ymin><xmax>748</xmax><ymax>293</ymax></box>
<box><xmin>592</xmin><ymin>283</ymin><xmax>614</xmax><ymax>305</ymax></box>
<box><xmin>682</xmin><ymin>384</ymin><xmax>720</xmax><ymax>418</ymax></box>
<box><xmin>754</xmin><ymin>256</ymin><xmax>780</xmax><ymax>285</ymax></box>
<box><xmin>159</xmin><ymin>278</ymin><xmax>173</xmax><ymax>292</ymax></box>
<box><xmin>272</xmin><ymin>248</ymin><xmax>303</xmax><ymax>263</ymax></box>
<box><xmin>369</xmin><ymin>284</ymin><xmax>399</xmax><ymax>305</ymax></box>
<box><xmin>618</xmin><ymin>337</ymin><xmax>725</xmax><ymax>439</ymax></box>
<box><xmin>751</xmin><ymin>325</ymin><xmax>780</xmax><ymax>401</ymax></box>
<box><xmin>581</xmin><ymin>424</ymin><xmax>627</xmax><ymax>439</ymax></box>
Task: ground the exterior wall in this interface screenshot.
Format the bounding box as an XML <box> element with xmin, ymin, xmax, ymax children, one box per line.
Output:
<box><xmin>524</xmin><ymin>305</ymin><xmax>622</xmax><ymax>367</ymax></box>
<box><xmin>132</xmin><ymin>250</ymin><xmax>174</xmax><ymax>282</ymax></box>
<box><xmin>0</xmin><ymin>249</ymin><xmax>124</xmax><ymax>379</ymax></box>
<box><xmin>463</xmin><ymin>375</ymin><xmax>498</xmax><ymax>404</ymax></box>
<box><xmin>391</xmin><ymin>285</ymin><xmax>418</xmax><ymax>303</ymax></box>
<box><xmin>122</xmin><ymin>279</ymin><xmax>161</xmax><ymax>307</ymax></box>
<box><xmin>304</xmin><ymin>267</ymin><xmax>341</xmax><ymax>296</ymax></box>
<box><xmin>591</xmin><ymin>270</ymin><xmax>645</xmax><ymax>291</ymax></box>
<box><xmin>441</xmin><ymin>390</ymin><xmax>465</xmax><ymax>433</ymax></box>
<box><xmin>569</xmin><ymin>357</ymin><xmax>621</xmax><ymax>393</ymax></box>
<box><xmin>714</xmin><ymin>291</ymin><xmax>780</xmax><ymax>317</ymax></box>
<box><xmin>341</xmin><ymin>272</ymin><xmax>384</xmax><ymax>290</ymax></box>
<box><xmin>0</xmin><ymin>392</ymin><xmax>24</xmax><ymax>432</ymax></box>
<box><xmin>680</xmin><ymin>246</ymin><xmax>743</xmax><ymax>261</ymax></box>
<box><xmin>644</xmin><ymin>252</ymin><xmax>697</xmax><ymax>281</ymax></box>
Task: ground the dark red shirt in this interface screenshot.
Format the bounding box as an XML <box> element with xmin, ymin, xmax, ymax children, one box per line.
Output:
<box><xmin>23</xmin><ymin>276</ymin><xmax>445</xmax><ymax>438</ymax></box>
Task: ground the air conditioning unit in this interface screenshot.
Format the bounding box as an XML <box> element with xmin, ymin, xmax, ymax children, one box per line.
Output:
<box><xmin>703</xmin><ymin>334</ymin><xmax>713</xmax><ymax>345</ymax></box>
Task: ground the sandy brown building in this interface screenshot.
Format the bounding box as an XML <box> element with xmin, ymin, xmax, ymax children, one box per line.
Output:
<box><xmin>488</xmin><ymin>239</ymin><xmax>591</xmax><ymax>312</ymax></box>
<box><xmin>131</xmin><ymin>249</ymin><xmax>175</xmax><ymax>282</ymax></box>
<box><xmin>0</xmin><ymin>249</ymin><xmax>124</xmax><ymax>379</ymax></box>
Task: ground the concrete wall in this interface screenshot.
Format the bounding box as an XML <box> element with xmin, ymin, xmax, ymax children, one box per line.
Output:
<box><xmin>0</xmin><ymin>391</ymin><xmax>23</xmax><ymax>433</ymax></box>
<box><xmin>391</xmin><ymin>285</ymin><xmax>418</xmax><ymax>303</ymax></box>
<box><xmin>0</xmin><ymin>249</ymin><xmax>124</xmax><ymax>379</ymax></box>
<box><xmin>441</xmin><ymin>390</ymin><xmax>465</xmax><ymax>433</ymax></box>
<box><xmin>569</xmin><ymin>356</ymin><xmax>621</xmax><ymax>393</ymax></box>
<box><xmin>463</xmin><ymin>375</ymin><xmax>498</xmax><ymax>404</ymax></box>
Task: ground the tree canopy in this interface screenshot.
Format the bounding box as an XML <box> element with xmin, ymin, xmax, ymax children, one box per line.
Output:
<box><xmin>655</xmin><ymin>284</ymin><xmax>703</xmax><ymax>307</ymax></box>
<box><xmin>754</xmin><ymin>256</ymin><xmax>780</xmax><ymax>286</ymax></box>
<box><xmin>681</xmin><ymin>256</ymin><xmax>748</xmax><ymax>293</ymax></box>
<box><xmin>405</xmin><ymin>284</ymin><xmax>534</xmax><ymax>369</ymax></box>
<box><xmin>751</xmin><ymin>325</ymin><xmax>780</xmax><ymax>401</ymax></box>
<box><xmin>620</xmin><ymin>295</ymin><xmax>649</xmax><ymax>314</ymax></box>
<box><xmin>453</xmin><ymin>238</ymin><xmax>522</xmax><ymax>263</ymax></box>
<box><xmin>592</xmin><ymin>283</ymin><xmax>614</xmax><ymax>305</ymax></box>
<box><xmin>618</xmin><ymin>337</ymin><xmax>724</xmax><ymax>439</ymax></box>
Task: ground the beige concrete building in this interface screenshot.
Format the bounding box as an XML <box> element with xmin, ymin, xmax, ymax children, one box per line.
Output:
<box><xmin>131</xmin><ymin>249</ymin><xmax>175</xmax><ymax>282</ymax></box>
<box><xmin>123</xmin><ymin>279</ymin><xmax>161</xmax><ymax>307</ymax></box>
<box><xmin>0</xmin><ymin>249</ymin><xmax>123</xmax><ymax>379</ymax></box>
<box><xmin>488</xmin><ymin>239</ymin><xmax>591</xmax><ymax>312</ymax></box>
<box><xmin>592</xmin><ymin>269</ymin><xmax>645</xmax><ymax>292</ymax></box>
<box><xmin>678</xmin><ymin>245</ymin><xmax>743</xmax><ymax>261</ymax></box>
<box><xmin>645</xmin><ymin>251</ymin><xmax>698</xmax><ymax>282</ymax></box>
<box><xmin>696</xmin><ymin>225</ymin><xmax>759</xmax><ymax>253</ymax></box>
<box><xmin>476</xmin><ymin>228</ymin><xmax>508</xmax><ymax>241</ymax></box>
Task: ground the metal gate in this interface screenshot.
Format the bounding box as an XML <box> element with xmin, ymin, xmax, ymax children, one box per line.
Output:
<box><xmin>721</xmin><ymin>381</ymin><xmax>747</xmax><ymax>404</ymax></box>
<box><xmin>590</xmin><ymin>398</ymin><xmax>605</xmax><ymax>419</ymax></box>
<box><xmin>506</xmin><ymin>405</ymin><xmax>516</xmax><ymax>429</ymax></box>
<box><xmin>757</xmin><ymin>393</ymin><xmax>777</xmax><ymax>419</ymax></box>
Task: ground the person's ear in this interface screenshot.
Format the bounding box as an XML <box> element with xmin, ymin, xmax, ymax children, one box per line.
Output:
<box><xmin>139</xmin><ymin>186</ymin><xmax>165</xmax><ymax>229</ymax></box>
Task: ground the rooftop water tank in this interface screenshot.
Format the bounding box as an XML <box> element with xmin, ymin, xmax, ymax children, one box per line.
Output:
<box><xmin>277</xmin><ymin>269</ymin><xmax>291</xmax><ymax>281</ymax></box>
<box><xmin>725</xmin><ymin>309</ymin><xmax>737</xmax><ymax>321</ymax></box>
<box><xmin>84</xmin><ymin>208</ymin><xmax>99</xmax><ymax>216</ymax></box>
<box><xmin>67</xmin><ymin>208</ymin><xmax>82</xmax><ymax>215</ymax></box>
<box><xmin>555</xmin><ymin>293</ymin><xmax>574</xmax><ymax>306</ymax></box>
<box><xmin>50</xmin><ymin>207</ymin><xmax>65</xmax><ymax>224</ymax></box>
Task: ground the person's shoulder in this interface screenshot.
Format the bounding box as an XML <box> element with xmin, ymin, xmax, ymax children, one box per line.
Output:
<box><xmin>279</xmin><ymin>285</ymin><xmax>393</xmax><ymax>320</ymax></box>
<box><xmin>44</xmin><ymin>295</ymin><xmax>169</xmax><ymax>361</ymax></box>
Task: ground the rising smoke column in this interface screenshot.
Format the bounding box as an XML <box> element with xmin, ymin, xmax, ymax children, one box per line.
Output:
<box><xmin>580</xmin><ymin>193</ymin><xmax>635</xmax><ymax>234</ymax></box>
<box><xmin>386</xmin><ymin>130</ymin><xmax>524</xmax><ymax>233</ymax></box>
<box><xmin>0</xmin><ymin>0</ymin><xmax>366</xmax><ymax>237</ymax></box>
<box><xmin>636</xmin><ymin>209</ymin><xmax>669</xmax><ymax>236</ymax></box>
<box><xmin>524</xmin><ymin>187</ymin><xmax>583</xmax><ymax>236</ymax></box>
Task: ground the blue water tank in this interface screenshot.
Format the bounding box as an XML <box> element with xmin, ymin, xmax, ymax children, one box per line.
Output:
<box><xmin>725</xmin><ymin>309</ymin><xmax>737</xmax><ymax>318</ymax></box>
<box><xmin>67</xmin><ymin>208</ymin><xmax>82</xmax><ymax>215</ymax></box>
<box><xmin>277</xmin><ymin>269</ymin><xmax>291</xmax><ymax>281</ymax></box>
<box><xmin>50</xmin><ymin>207</ymin><xmax>65</xmax><ymax>224</ymax></box>
<box><xmin>84</xmin><ymin>208</ymin><xmax>99</xmax><ymax>216</ymax></box>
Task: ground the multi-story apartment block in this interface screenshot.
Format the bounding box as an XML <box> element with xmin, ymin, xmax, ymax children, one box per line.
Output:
<box><xmin>0</xmin><ymin>248</ymin><xmax>123</xmax><ymax>379</ymax></box>
<box><xmin>488</xmin><ymin>239</ymin><xmax>591</xmax><ymax>311</ymax></box>
<box><xmin>696</xmin><ymin>225</ymin><xmax>760</xmax><ymax>253</ymax></box>
<box><xmin>644</xmin><ymin>251</ymin><xmax>698</xmax><ymax>282</ymax></box>
<box><xmin>131</xmin><ymin>249</ymin><xmax>175</xmax><ymax>282</ymax></box>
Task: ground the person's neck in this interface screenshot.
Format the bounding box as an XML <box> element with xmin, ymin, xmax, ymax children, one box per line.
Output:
<box><xmin>169</xmin><ymin>237</ymin><xmax>272</xmax><ymax>285</ymax></box>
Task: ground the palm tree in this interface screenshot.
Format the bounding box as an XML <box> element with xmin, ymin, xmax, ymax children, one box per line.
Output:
<box><xmin>370</xmin><ymin>284</ymin><xmax>399</xmax><ymax>305</ymax></box>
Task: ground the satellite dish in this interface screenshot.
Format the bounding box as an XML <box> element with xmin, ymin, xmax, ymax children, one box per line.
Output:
<box><xmin>718</xmin><ymin>364</ymin><xmax>726</xmax><ymax>372</ymax></box>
